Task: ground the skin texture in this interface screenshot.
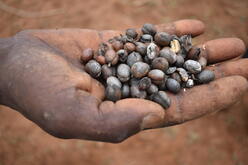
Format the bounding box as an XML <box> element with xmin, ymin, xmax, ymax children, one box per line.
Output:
<box><xmin>0</xmin><ymin>19</ymin><xmax>247</xmax><ymax>143</ymax></box>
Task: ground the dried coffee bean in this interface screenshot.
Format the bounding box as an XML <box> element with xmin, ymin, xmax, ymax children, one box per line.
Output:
<box><xmin>81</xmin><ymin>48</ymin><xmax>94</xmax><ymax>63</ymax></box>
<box><xmin>184</xmin><ymin>60</ymin><xmax>202</xmax><ymax>74</ymax></box>
<box><xmin>131</xmin><ymin>62</ymin><xmax>150</xmax><ymax>78</ymax></box>
<box><xmin>188</xmin><ymin>46</ymin><xmax>201</xmax><ymax>60</ymax></box>
<box><xmin>130</xmin><ymin>78</ymin><xmax>140</xmax><ymax>86</ymax></box>
<box><xmin>171</xmin><ymin>72</ymin><xmax>182</xmax><ymax>84</ymax></box>
<box><xmin>147</xmin><ymin>83</ymin><xmax>159</xmax><ymax>94</ymax></box>
<box><xmin>151</xmin><ymin>91</ymin><xmax>171</xmax><ymax>109</ymax></box>
<box><xmin>127</xmin><ymin>52</ymin><xmax>143</xmax><ymax>67</ymax></box>
<box><xmin>140</xmin><ymin>34</ymin><xmax>153</xmax><ymax>43</ymax></box>
<box><xmin>154</xmin><ymin>32</ymin><xmax>172</xmax><ymax>46</ymax></box>
<box><xmin>122</xmin><ymin>84</ymin><xmax>130</xmax><ymax>98</ymax></box>
<box><xmin>158</xmin><ymin>80</ymin><xmax>167</xmax><ymax>90</ymax></box>
<box><xmin>107</xmin><ymin>76</ymin><xmax>122</xmax><ymax>88</ymax></box>
<box><xmin>198</xmin><ymin>56</ymin><xmax>207</xmax><ymax>69</ymax></box>
<box><xmin>131</xmin><ymin>85</ymin><xmax>147</xmax><ymax>99</ymax></box>
<box><xmin>197</xmin><ymin>70</ymin><xmax>215</xmax><ymax>84</ymax></box>
<box><xmin>147</xmin><ymin>43</ymin><xmax>159</xmax><ymax>60</ymax></box>
<box><xmin>112</xmin><ymin>40</ymin><xmax>123</xmax><ymax>51</ymax></box>
<box><xmin>124</xmin><ymin>42</ymin><xmax>136</xmax><ymax>53</ymax></box>
<box><xmin>120</xmin><ymin>35</ymin><xmax>133</xmax><ymax>43</ymax></box>
<box><xmin>85</xmin><ymin>60</ymin><xmax>101</xmax><ymax>78</ymax></box>
<box><xmin>159</xmin><ymin>47</ymin><xmax>177</xmax><ymax>64</ymax></box>
<box><xmin>170</xmin><ymin>39</ymin><xmax>181</xmax><ymax>53</ymax></box>
<box><xmin>117</xmin><ymin>49</ymin><xmax>128</xmax><ymax>62</ymax></box>
<box><xmin>175</xmin><ymin>54</ymin><xmax>185</xmax><ymax>67</ymax></box>
<box><xmin>105</xmin><ymin>49</ymin><xmax>119</xmax><ymax>66</ymax></box>
<box><xmin>117</xmin><ymin>64</ymin><xmax>131</xmax><ymax>82</ymax></box>
<box><xmin>95</xmin><ymin>55</ymin><xmax>106</xmax><ymax>65</ymax></box>
<box><xmin>186</xmin><ymin>79</ymin><xmax>194</xmax><ymax>88</ymax></box>
<box><xmin>180</xmin><ymin>35</ymin><xmax>192</xmax><ymax>52</ymax></box>
<box><xmin>126</xmin><ymin>28</ymin><xmax>138</xmax><ymax>39</ymax></box>
<box><xmin>148</xmin><ymin>69</ymin><xmax>165</xmax><ymax>82</ymax></box>
<box><xmin>102</xmin><ymin>65</ymin><xmax>116</xmax><ymax>79</ymax></box>
<box><xmin>166</xmin><ymin>67</ymin><xmax>177</xmax><ymax>74</ymax></box>
<box><xmin>142</xmin><ymin>23</ymin><xmax>157</xmax><ymax>36</ymax></box>
<box><xmin>105</xmin><ymin>85</ymin><xmax>122</xmax><ymax>102</ymax></box>
<box><xmin>166</xmin><ymin>78</ymin><xmax>181</xmax><ymax>94</ymax></box>
<box><xmin>138</xmin><ymin>77</ymin><xmax>152</xmax><ymax>90</ymax></box>
<box><xmin>135</xmin><ymin>42</ymin><xmax>147</xmax><ymax>55</ymax></box>
<box><xmin>177</xmin><ymin>68</ymin><xmax>189</xmax><ymax>82</ymax></box>
<box><xmin>152</xmin><ymin>57</ymin><xmax>169</xmax><ymax>72</ymax></box>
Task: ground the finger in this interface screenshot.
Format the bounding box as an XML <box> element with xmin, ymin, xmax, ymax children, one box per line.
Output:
<box><xmin>197</xmin><ymin>38</ymin><xmax>245</xmax><ymax>64</ymax></box>
<box><xmin>207</xmin><ymin>58</ymin><xmax>248</xmax><ymax>79</ymax></box>
<box><xmin>163</xmin><ymin>76</ymin><xmax>248</xmax><ymax>126</ymax></box>
<box><xmin>100</xmin><ymin>19</ymin><xmax>205</xmax><ymax>41</ymax></box>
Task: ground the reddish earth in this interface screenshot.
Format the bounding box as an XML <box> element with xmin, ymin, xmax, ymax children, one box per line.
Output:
<box><xmin>0</xmin><ymin>0</ymin><xmax>248</xmax><ymax>164</ymax></box>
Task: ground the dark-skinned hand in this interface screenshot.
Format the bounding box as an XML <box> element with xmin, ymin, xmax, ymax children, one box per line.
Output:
<box><xmin>0</xmin><ymin>19</ymin><xmax>247</xmax><ymax>143</ymax></box>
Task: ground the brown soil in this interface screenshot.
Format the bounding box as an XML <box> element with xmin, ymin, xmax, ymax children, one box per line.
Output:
<box><xmin>0</xmin><ymin>0</ymin><xmax>248</xmax><ymax>165</ymax></box>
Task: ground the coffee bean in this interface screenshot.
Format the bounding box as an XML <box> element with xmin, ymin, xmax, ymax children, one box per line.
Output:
<box><xmin>138</xmin><ymin>77</ymin><xmax>152</xmax><ymax>90</ymax></box>
<box><xmin>117</xmin><ymin>64</ymin><xmax>131</xmax><ymax>82</ymax></box>
<box><xmin>85</xmin><ymin>60</ymin><xmax>102</xmax><ymax>78</ymax></box>
<box><xmin>81</xmin><ymin>48</ymin><xmax>94</xmax><ymax>63</ymax></box>
<box><xmin>151</xmin><ymin>91</ymin><xmax>171</xmax><ymax>109</ymax></box>
<box><xmin>124</xmin><ymin>42</ymin><xmax>136</xmax><ymax>53</ymax></box>
<box><xmin>122</xmin><ymin>84</ymin><xmax>130</xmax><ymax>98</ymax></box>
<box><xmin>147</xmin><ymin>83</ymin><xmax>159</xmax><ymax>94</ymax></box>
<box><xmin>166</xmin><ymin>67</ymin><xmax>177</xmax><ymax>74</ymax></box>
<box><xmin>159</xmin><ymin>47</ymin><xmax>177</xmax><ymax>64</ymax></box>
<box><xmin>135</xmin><ymin>42</ymin><xmax>147</xmax><ymax>55</ymax></box>
<box><xmin>95</xmin><ymin>55</ymin><xmax>106</xmax><ymax>65</ymax></box>
<box><xmin>130</xmin><ymin>78</ymin><xmax>140</xmax><ymax>86</ymax></box>
<box><xmin>177</xmin><ymin>68</ymin><xmax>189</xmax><ymax>82</ymax></box>
<box><xmin>105</xmin><ymin>49</ymin><xmax>119</xmax><ymax>65</ymax></box>
<box><xmin>105</xmin><ymin>85</ymin><xmax>122</xmax><ymax>102</ymax></box>
<box><xmin>185</xmin><ymin>79</ymin><xmax>194</xmax><ymax>88</ymax></box>
<box><xmin>148</xmin><ymin>69</ymin><xmax>165</xmax><ymax>82</ymax></box>
<box><xmin>175</xmin><ymin>55</ymin><xmax>185</xmax><ymax>67</ymax></box>
<box><xmin>198</xmin><ymin>56</ymin><xmax>207</xmax><ymax>69</ymax></box>
<box><xmin>131</xmin><ymin>62</ymin><xmax>150</xmax><ymax>78</ymax></box>
<box><xmin>184</xmin><ymin>60</ymin><xmax>202</xmax><ymax>74</ymax></box>
<box><xmin>140</xmin><ymin>34</ymin><xmax>153</xmax><ymax>43</ymax></box>
<box><xmin>112</xmin><ymin>40</ymin><xmax>124</xmax><ymax>51</ymax></box>
<box><xmin>166</xmin><ymin>78</ymin><xmax>181</xmax><ymax>94</ymax></box>
<box><xmin>188</xmin><ymin>46</ymin><xmax>201</xmax><ymax>60</ymax></box>
<box><xmin>102</xmin><ymin>64</ymin><xmax>116</xmax><ymax>79</ymax></box>
<box><xmin>152</xmin><ymin>57</ymin><xmax>169</xmax><ymax>72</ymax></box>
<box><xmin>131</xmin><ymin>85</ymin><xmax>147</xmax><ymax>99</ymax></box>
<box><xmin>127</xmin><ymin>52</ymin><xmax>143</xmax><ymax>67</ymax></box>
<box><xmin>126</xmin><ymin>28</ymin><xmax>138</xmax><ymax>39</ymax></box>
<box><xmin>107</xmin><ymin>76</ymin><xmax>122</xmax><ymax>88</ymax></box>
<box><xmin>154</xmin><ymin>32</ymin><xmax>172</xmax><ymax>46</ymax></box>
<box><xmin>117</xmin><ymin>49</ymin><xmax>128</xmax><ymax>62</ymax></box>
<box><xmin>197</xmin><ymin>70</ymin><xmax>215</xmax><ymax>83</ymax></box>
<box><xmin>171</xmin><ymin>72</ymin><xmax>182</xmax><ymax>84</ymax></box>
<box><xmin>142</xmin><ymin>23</ymin><xmax>157</xmax><ymax>36</ymax></box>
<box><xmin>180</xmin><ymin>35</ymin><xmax>192</xmax><ymax>52</ymax></box>
<box><xmin>170</xmin><ymin>39</ymin><xmax>181</xmax><ymax>53</ymax></box>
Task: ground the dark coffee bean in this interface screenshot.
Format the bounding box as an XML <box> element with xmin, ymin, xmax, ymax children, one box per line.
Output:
<box><xmin>184</xmin><ymin>60</ymin><xmax>202</xmax><ymax>74</ymax></box>
<box><xmin>159</xmin><ymin>47</ymin><xmax>177</xmax><ymax>64</ymax></box>
<box><xmin>180</xmin><ymin>35</ymin><xmax>192</xmax><ymax>52</ymax></box>
<box><xmin>135</xmin><ymin>42</ymin><xmax>147</xmax><ymax>55</ymax></box>
<box><xmin>152</xmin><ymin>57</ymin><xmax>169</xmax><ymax>72</ymax></box>
<box><xmin>166</xmin><ymin>67</ymin><xmax>177</xmax><ymax>74</ymax></box>
<box><xmin>166</xmin><ymin>78</ymin><xmax>181</xmax><ymax>94</ymax></box>
<box><xmin>147</xmin><ymin>43</ymin><xmax>159</xmax><ymax>60</ymax></box>
<box><xmin>171</xmin><ymin>72</ymin><xmax>182</xmax><ymax>84</ymax></box>
<box><xmin>117</xmin><ymin>64</ymin><xmax>131</xmax><ymax>82</ymax></box>
<box><xmin>151</xmin><ymin>91</ymin><xmax>171</xmax><ymax>109</ymax></box>
<box><xmin>102</xmin><ymin>65</ymin><xmax>116</xmax><ymax>79</ymax></box>
<box><xmin>105</xmin><ymin>85</ymin><xmax>122</xmax><ymax>102</ymax></box>
<box><xmin>107</xmin><ymin>76</ymin><xmax>122</xmax><ymax>88</ymax></box>
<box><xmin>131</xmin><ymin>85</ymin><xmax>147</xmax><ymax>99</ymax></box>
<box><xmin>117</xmin><ymin>49</ymin><xmax>128</xmax><ymax>62</ymax></box>
<box><xmin>175</xmin><ymin>55</ymin><xmax>185</xmax><ymax>67</ymax></box>
<box><xmin>144</xmin><ymin>55</ymin><xmax>151</xmax><ymax>64</ymax></box>
<box><xmin>158</xmin><ymin>80</ymin><xmax>167</xmax><ymax>90</ymax></box>
<box><xmin>85</xmin><ymin>60</ymin><xmax>101</xmax><ymax>78</ymax></box>
<box><xmin>188</xmin><ymin>46</ymin><xmax>201</xmax><ymax>60</ymax></box>
<box><xmin>127</xmin><ymin>52</ymin><xmax>143</xmax><ymax>67</ymax></box>
<box><xmin>126</xmin><ymin>28</ymin><xmax>138</xmax><ymax>39</ymax></box>
<box><xmin>131</xmin><ymin>62</ymin><xmax>150</xmax><ymax>78</ymax></box>
<box><xmin>140</xmin><ymin>34</ymin><xmax>153</xmax><ymax>43</ymax></box>
<box><xmin>197</xmin><ymin>70</ymin><xmax>215</xmax><ymax>84</ymax></box>
<box><xmin>177</xmin><ymin>68</ymin><xmax>189</xmax><ymax>82</ymax></box>
<box><xmin>138</xmin><ymin>77</ymin><xmax>152</xmax><ymax>90</ymax></box>
<box><xmin>142</xmin><ymin>23</ymin><xmax>157</xmax><ymax>36</ymax></box>
<box><xmin>147</xmin><ymin>83</ymin><xmax>159</xmax><ymax>94</ymax></box>
<box><xmin>185</xmin><ymin>79</ymin><xmax>194</xmax><ymax>88</ymax></box>
<box><xmin>122</xmin><ymin>84</ymin><xmax>130</xmax><ymax>98</ymax></box>
<box><xmin>124</xmin><ymin>42</ymin><xmax>136</xmax><ymax>53</ymax></box>
<box><xmin>105</xmin><ymin>49</ymin><xmax>119</xmax><ymax>65</ymax></box>
<box><xmin>81</xmin><ymin>48</ymin><xmax>94</xmax><ymax>63</ymax></box>
<box><xmin>154</xmin><ymin>32</ymin><xmax>172</xmax><ymax>46</ymax></box>
<box><xmin>198</xmin><ymin>56</ymin><xmax>207</xmax><ymax>69</ymax></box>
<box><xmin>148</xmin><ymin>69</ymin><xmax>165</xmax><ymax>81</ymax></box>
<box><xmin>112</xmin><ymin>40</ymin><xmax>124</xmax><ymax>51</ymax></box>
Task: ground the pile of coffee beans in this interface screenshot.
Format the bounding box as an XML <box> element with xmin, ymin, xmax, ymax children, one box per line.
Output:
<box><xmin>80</xmin><ymin>23</ymin><xmax>215</xmax><ymax>109</ymax></box>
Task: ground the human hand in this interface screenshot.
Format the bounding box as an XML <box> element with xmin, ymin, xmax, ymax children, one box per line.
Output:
<box><xmin>0</xmin><ymin>19</ymin><xmax>247</xmax><ymax>143</ymax></box>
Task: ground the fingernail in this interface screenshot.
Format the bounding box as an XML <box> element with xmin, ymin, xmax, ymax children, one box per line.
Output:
<box><xmin>141</xmin><ymin>113</ymin><xmax>164</xmax><ymax>130</ymax></box>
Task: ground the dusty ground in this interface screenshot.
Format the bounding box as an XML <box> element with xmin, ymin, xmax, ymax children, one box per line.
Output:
<box><xmin>0</xmin><ymin>0</ymin><xmax>248</xmax><ymax>165</ymax></box>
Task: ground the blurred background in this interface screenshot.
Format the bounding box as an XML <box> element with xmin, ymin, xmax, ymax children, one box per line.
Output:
<box><xmin>0</xmin><ymin>0</ymin><xmax>247</xmax><ymax>164</ymax></box>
